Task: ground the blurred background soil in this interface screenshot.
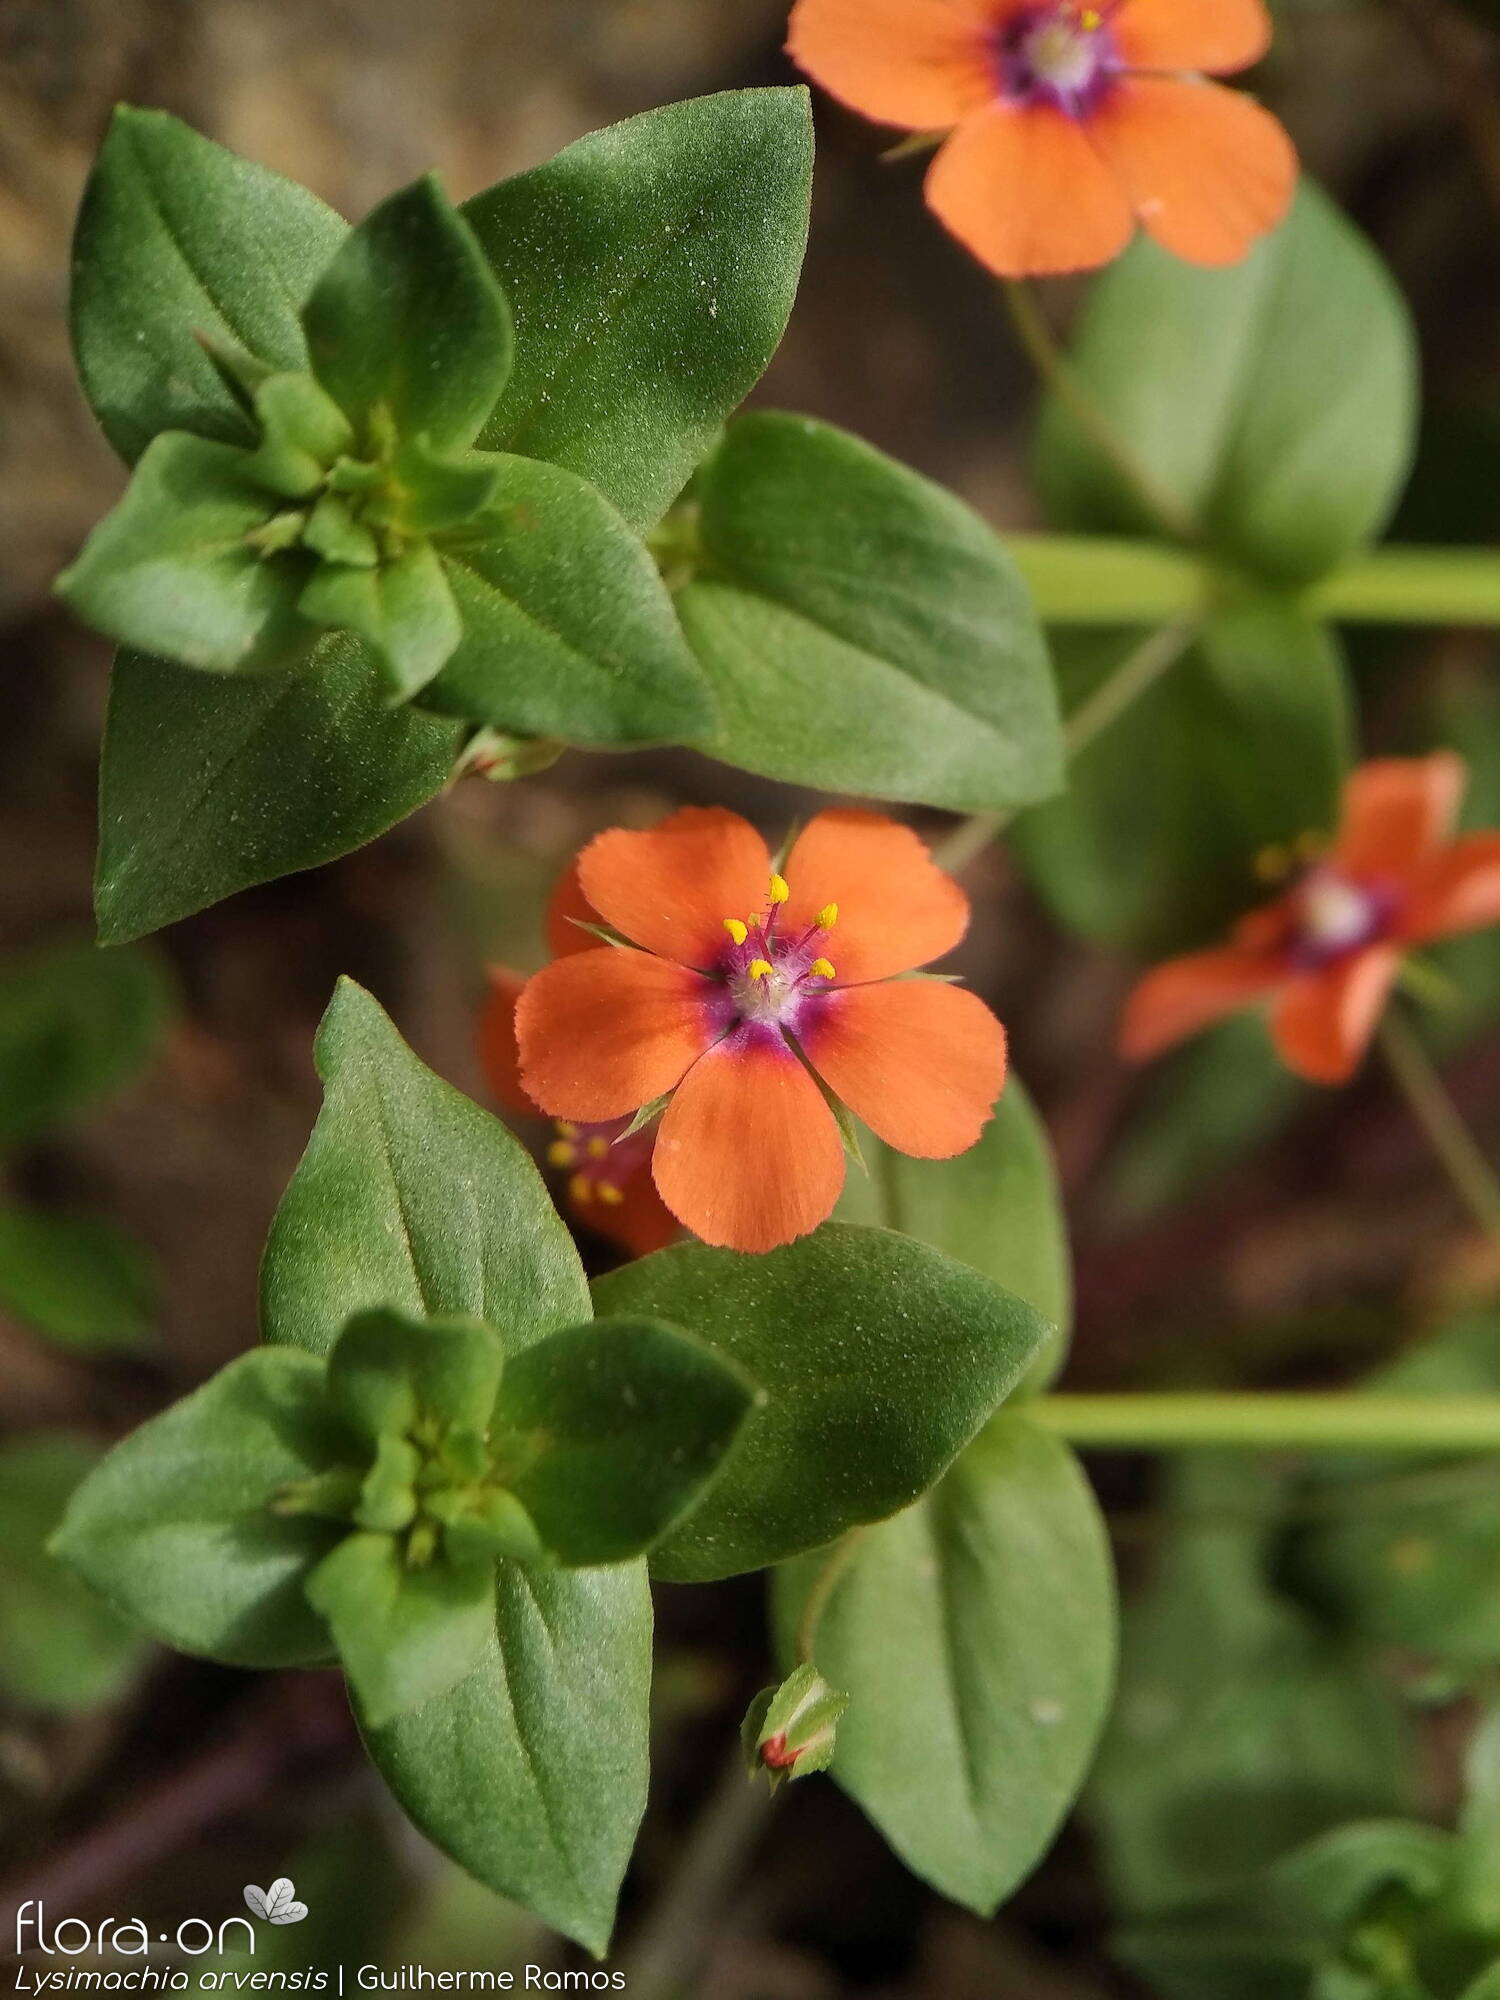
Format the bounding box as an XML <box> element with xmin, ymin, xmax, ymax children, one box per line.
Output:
<box><xmin>4</xmin><ymin>2</ymin><xmax>1500</xmax><ymax>1993</ymax></box>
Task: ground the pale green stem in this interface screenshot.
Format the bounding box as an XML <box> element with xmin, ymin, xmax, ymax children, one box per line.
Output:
<box><xmin>1001</xmin><ymin>282</ymin><xmax>1200</xmax><ymax>546</ymax></box>
<box><xmin>1030</xmin><ymin>1392</ymin><xmax>1500</xmax><ymax>1454</ymax></box>
<box><xmin>933</xmin><ymin>617</ymin><xmax>1199</xmax><ymax>873</ymax></box>
<box><xmin>1378</xmin><ymin>1007</ymin><xmax>1500</xmax><ymax>1245</ymax></box>
<box><xmin>795</xmin><ymin>1525</ymin><xmax>870</xmax><ymax>1666</ymax></box>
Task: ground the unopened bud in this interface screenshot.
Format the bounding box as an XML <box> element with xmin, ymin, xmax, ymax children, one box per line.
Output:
<box><xmin>449</xmin><ymin>727</ymin><xmax>565</xmax><ymax>788</ymax></box>
<box><xmin>741</xmin><ymin>1663</ymin><xmax>848</xmax><ymax>1790</ymax></box>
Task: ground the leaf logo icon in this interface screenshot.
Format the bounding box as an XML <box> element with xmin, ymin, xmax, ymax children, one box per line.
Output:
<box><xmin>243</xmin><ymin>1879</ymin><xmax>309</xmax><ymax>1925</ymax></box>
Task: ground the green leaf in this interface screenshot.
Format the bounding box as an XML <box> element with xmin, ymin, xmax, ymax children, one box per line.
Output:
<box><xmin>0</xmin><ymin>1208</ymin><xmax>155</xmax><ymax>1353</ymax></box>
<box><xmin>50</xmin><ymin>1347</ymin><xmax>356</xmax><ymax>1667</ymax></box>
<box><xmin>774</xmin><ymin>1414</ymin><xmax>1115</xmax><ymax>1915</ymax></box>
<box><xmin>299</xmin><ymin>540</ymin><xmax>461</xmax><ymax>702</ymax></box>
<box><xmin>364</xmin><ymin>1559</ymin><xmax>650</xmax><ymax>1956</ymax></box>
<box><xmin>1285</xmin><ymin>1312</ymin><xmax>1500</xmax><ymax>1669</ymax></box>
<box><xmin>1012</xmin><ymin>597</ymin><xmax>1352</xmax><ymax>953</ymax></box>
<box><xmin>0</xmin><ymin>1434</ymin><xmax>149</xmax><ymax>1710</ymax></box>
<box><xmin>95</xmin><ymin>639</ymin><xmax>460</xmax><ymax>943</ymax></box>
<box><xmin>490</xmin><ymin>1315</ymin><xmax>758</xmax><ymax>1567</ymax></box>
<box><xmin>592</xmin><ymin>1223</ymin><xmax>1048</xmax><ymax>1582</ymax></box>
<box><xmin>836</xmin><ymin>1075</ymin><xmax>1072</xmax><ymax>1394</ymax></box>
<box><xmin>0</xmin><ymin>936</ymin><xmax>172</xmax><ymax>1144</ymax></box>
<box><xmin>71</xmin><ymin>107</ymin><xmax>347</xmax><ymax>466</ymax></box>
<box><xmin>306</xmin><ymin>1530</ymin><xmax>494</xmax><ymax>1728</ymax></box>
<box><xmin>57</xmin><ymin>432</ymin><xmax>316</xmax><ymax>674</ymax></box>
<box><xmin>325</xmin><ymin>1307</ymin><xmax>506</xmax><ymax>1446</ymax></box>
<box><xmin>1036</xmin><ymin>181</ymin><xmax>1417</xmax><ymax>586</ymax></box>
<box><xmin>262</xmin><ymin>979</ymin><xmax>589</xmax><ymax>1358</ymax></box>
<box><xmin>303</xmin><ymin>175</ymin><xmax>512</xmax><ymax>453</ymax></box>
<box><xmin>676</xmin><ymin>414</ymin><xmax>1062</xmax><ymax>813</ymax></box>
<box><xmin>464</xmin><ymin>89</ymin><xmax>813</xmax><ymax>532</ymax></box>
<box><xmin>419</xmin><ymin>456</ymin><xmax>716</xmax><ymax>747</ymax></box>
<box><xmin>1088</xmin><ymin>1453</ymin><xmax>1410</xmax><ymax>1917</ymax></box>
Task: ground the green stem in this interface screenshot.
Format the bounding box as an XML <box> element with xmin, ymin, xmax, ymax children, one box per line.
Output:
<box><xmin>1001</xmin><ymin>283</ymin><xmax>1200</xmax><ymax>546</ymax></box>
<box><xmin>1029</xmin><ymin>1392</ymin><xmax>1500</xmax><ymax>1454</ymax></box>
<box><xmin>1378</xmin><ymin>1007</ymin><xmax>1500</xmax><ymax>1244</ymax></box>
<box><xmin>933</xmin><ymin>616</ymin><xmax>1199</xmax><ymax>873</ymax></box>
<box><xmin>795</xmin><ymin>1527</ymin><xmax>869</xmax><ymax>1666</ymax></box>
<box><xmin>1308</xmin><ymin>546</ymin><xmax>1500</xmax><ymax>625</ymax></box>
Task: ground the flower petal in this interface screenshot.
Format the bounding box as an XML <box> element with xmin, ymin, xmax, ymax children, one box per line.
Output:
<box><xmin>1113</xmin><ymin>0</ymin><xmax>1273</xmax><ymax>74</ymax></box>
<box><xmin>1270</xmin><ymin>944</ymin><xmax>1400</xmax><ymax>1085</ymax></box>
<box><xmin>477</xmin><ymin>968</ymin><xmax>537</xmax><ymax>1117</ymax></box>
<box><xmin>1334</xmin><ymin>753</ymin><xmax>1467</xmax><ymax>885</ymax></box>
<box><xmin>652</xmin><ymin>1027</ymin><xmax>845</xmax><ymax>1253</ymax></box>
<box><xmin>545</xmin><ymin>859</ymin><xmax>602</xmax><ymax>959</ymax></box>
<box><xmin>800</xmin><ymin>980</ymin><xmax>1007</xmax><ymax>1158</ymax></box>
<box><xmin>786</xmin><ymin>0</ymin><xmax>1004</xmax><ymax>131</ymax></box>
<box><xmin>782</xmin><ymin>809</ymin><xmax>970</xmax><ymax>983</ymax></box>
<box><xmin>578</xmin><ymin>807</ymin><xmax>772</xmax><ymax>969</ymax></box>
<box><xmin>574</xmin><ymin>1163</ymin><xmax>680</xmax><ymax>1261</ymax></box>
<box><xmin>1402</xmin><ymin>834</ymin><xmax>1500</xmax><ymax>943</ymax></box>
<box><xmin>925</xmin><ymin>102</ymin><xmax>1136</xmax><ymax>278</ymax></box>
<box><xmin>1087</xmin><ymin>77</ymin><xmax>1296</xmax><ymax>267</ymax></box>
<box><xmin>1119</xmin><ymin>947</ymin><xmax>1285</xmax><ymax>1061</ymax></box>
<box><xmin>517</xmin><ymin>948</ymin><xmax>718</xmax><ymax>1122</ymax></box>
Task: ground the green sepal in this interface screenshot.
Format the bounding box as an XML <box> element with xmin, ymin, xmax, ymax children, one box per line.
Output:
<box><xmin>487</xmin><ymin>1315</ymin><xmax>759</xmax><ymax>1568</ymax></box>
<box><xmin>353</xmin><ymin>1433</ymin><xmax>420</xmax><ymax>1533</ymax></box>
<box><xmin>298</xmin><ymin>541</ymin><xmax>462</xmax><ymax>703</ymax></box>
<box><xmin>49</xmin><ymin>1347</ymin><xmax>357</xmax><ymax>1668</ymax></box>
<box><xmin>55</xmin><ymin>432</ymin><xmax>317</xmax><ymax>675</ymax></box>
<box><xmin>302</xmin><ymin>493</ymin><xmax>381</xmax><ymax>568</ymax></box>
<box><xmin>305</xmin><ymin>1528</ymin><xmax>495</xmax><ymax>1729</ymax></box>
<box><xmin>325</xmin><ymin>1307</ymin><xmax>506</xmax><ymax>1448</ymax></box>
<box><xmin>742</xmin><ymin>1662</ymin><xmax>849</xmax><ymax>1791</ymax></box>
<box><xmin>302</xmin><ymin>174</ymin><xmax>513</xmax><ymax>454</ymax></box>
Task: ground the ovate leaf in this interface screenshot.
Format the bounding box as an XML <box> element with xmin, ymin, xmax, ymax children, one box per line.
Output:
<box><xmin>50</xmin><ymin>1347</ymin><xmax>353</xmax><ymax>1667</ymax></box>
<box><xmin>365</xmin><ymin>1560</ymin><xmax>650</xmax><ymax>1956</ymax></box>
<box><xmin>261</xmin><ymin>979</ymin><xmax>589</xmax><ymax>1357</ymax></box>
<box><xmin>422</xmin><ymin>457</ymin><xmax>716</xmax><ymax>746</ymax></box>
<box><xmin>464</xmin><ymin>90</ymin><xmax>813</xmax><ymax>531</ymax></box>
<box><xmin>0</xmin><ymin>1208</ymin><xmax>155</xmax><ymax>1353</ymax></box>
<box><xmin>1036</xmin><ymin>181</ymin><xmax>1417</xmax><ymax>585</ymax></box>
<box><xmin>72</xmin><ymin>107</ymin><xmax>346</xmax><ymax>465</ymax></box>
<box><xmin>95</xmin><ymin>639</ymin><xmax>460</xmax><ymax>944</ymax></box>
<box><xmin>592</xmin><ymin>1224</ymin><xmax>1047</xmax><ymax>1582</ymax></box>
<box><xmin>491</xmin><ymin>1315</ymin><xmax>759</xmax><ymax>1566</ymax></box>
<box><xmin>302</xmin><ymin>176</ymin><xmax>512</xmax><ymax>453</ymax></box>
<box><xmin>774</xmin><ymin>1414</ymin><xmax>1115</xmax><ymax>1916</ymax></box>
<box><xmin>678</xmin><ymin>413</ymin><xmax>1062</xmax><ymax>813</ymax></box>
<box><xmin>0</xmin><ymin>936</ymin><xmax>171</xmax><ymax>1143</ymax></box>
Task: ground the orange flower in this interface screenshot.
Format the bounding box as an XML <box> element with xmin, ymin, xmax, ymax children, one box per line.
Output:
<box><xmin>1120</xmin><ymin>755</ymin><xmax>1500</xmax><ymax>1085</ymax></box>
<box><xmin>515</xmin><ymin>807</ymin><xmax>1008</xmax><ymax>1253</ymax></box>
<box><xmin>478</xmin><ymin>870</ymin><xmax>679</xmax><ymax>1262</ymax></box>
<box><xmin>786</xmin><ymin>0</ymin><xmax>1297</xmax><ymax>277</ymax></box>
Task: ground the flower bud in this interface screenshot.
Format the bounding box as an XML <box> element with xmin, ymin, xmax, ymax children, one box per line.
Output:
<box><xmin>741</xmin><ymin>1663</ymin><xmax>848</xmax><ymax>1790</ymax></box>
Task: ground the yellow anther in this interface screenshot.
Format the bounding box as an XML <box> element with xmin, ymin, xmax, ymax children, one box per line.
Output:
<box><xmin>809</xmin><ymin>958</ymin><xmax>836</xmax><ymax>982</ymax></box>
<box><xmin>768</xmin><ymin>872</ymin><xmax>790</xmax><ymax>905</ymax></box>
<box><xmin>1254</xmin><ymin>843</ymin><xmax>1290</xmax><ymax>885</ymax></box>
<box><xmin>816</xmin><ymin>903</ymin><xmax>838</xmax><ymax>930</ymax></box>
<box><xmin>547</xmin><ymin>1139</ymin><xmax>578</xmax><ymax>1168</ymax></box>
<box><xmin>598</xmin><ymin>1183</ymin><xmax>625</xmax><ymax>1207</ymax></box>
<box><xmin>568</xmin><ymin>1172</ymin><xmax>594</xmax><ymax>1206</ymax></box>
<box><xmin>556</xmin><ymin>1121</ymin><xmax>579</xmax><ymax>1139</ymax></box>
<box><xmin>586</xmin><ymin>1136</ymin><xmax>609</xmax><ymax>1160</ymax></box>
<box><xmin>1080</xmin><ymin>6</ymin><xmax>1101</xmax><ymax>27</ymax></box>
<box><xmin>723</xmin><ymin>917</ymin><xmax>748</xmax><ymax>945</ymax></box>
<box><xmin>748</xmin><ymin>958</ymin><xmax>774</xmax><ymax>982</ymax></box>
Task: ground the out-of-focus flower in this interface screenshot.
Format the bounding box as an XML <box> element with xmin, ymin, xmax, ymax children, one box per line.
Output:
<box><xmin>786</xmin><ymin>0</ymin><xmax>1297</xmax><ymax>277</ymax></box>
<box><xmin>515</xmin><ymin>806</ymin><xmax>1007</xmax><ymax>1254</ymax></box>
<box><xmin>477</xmin><ymin>867</ymin><xmax>678</xmax><ymax>1261</ymax></box>
<box><xmin>1120</xmin><ymin>754</ymin><xmax>1500</xmax><ymax>1084</ymax></box>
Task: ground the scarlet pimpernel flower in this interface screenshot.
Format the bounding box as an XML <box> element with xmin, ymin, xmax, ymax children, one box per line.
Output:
<box><xmin>786</xmin><ymin>0</ymin><xmax>1297</xmax><ymax>277</ymax></box>
<box><xmin>478</xmin><ymin>869</ymin><xmax>678</xmax><ymax>1261</ymax></box>
<box><xmin>1120</xmin><ymin>755</ymin><xmax>1500</xmax><ymax>1085</ymax></box>
<box><xmin>515</xmin><ymin>807</ymin><xmax>1007</xmax><ymax>1253</ymax></box>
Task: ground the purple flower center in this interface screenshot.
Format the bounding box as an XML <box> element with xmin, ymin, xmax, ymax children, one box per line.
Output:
<box><xmin>993</xmin><ymin>3</ymin><xmax>1120</xmax><ymax>116</ymax></box>
<box><xmin>716</xmin><ymin>873</ymin><xmax>839</xmax><ymax>1036</ymax></box>
<box><xmin>1289</xmin><ymin>867</ymin><xmax>1394</xmax><ymax>968</ymax></box>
